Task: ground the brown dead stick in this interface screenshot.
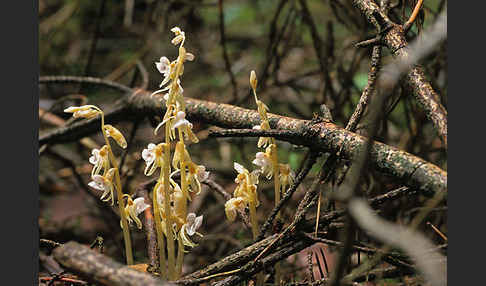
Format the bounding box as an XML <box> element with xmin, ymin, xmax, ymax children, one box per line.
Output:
<box><xmin>353</xmin><ymin>0</ymin><xmax>447</xmax><ymax>148</ymax></box>
<box><xmin>53</xmin><ymin>241</ymin><xmax>174</xmax><ymax>286</ymax></box>
<box><xmin>136</xmin><ymin>187</ymin><xmax>159</xmax><ymax>270</ymax></box>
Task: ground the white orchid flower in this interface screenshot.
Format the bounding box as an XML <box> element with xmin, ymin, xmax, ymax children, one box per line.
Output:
<box><xmin>279</xmin><ymin>163</ymin><xmax>295</xmax><ymax>193</ymax></box>
<box><xmin>187</xmin><ymin>162</ymin><xmax>209</xmax><ymax>195</ymax></box>
<box><xmin>234</xmin><ymin>162</ymin><xmax>261</xmax><ymax>186</ymax></box>
<box><xmin>172</xmin><ymin>111</ymin><xmax>192</xmax><ymax>129</ymax></box>
<box><xmin>252</xmin><ymin>151</ymin><xmax>273</xmax><ymax>179</ymax></box>
<box><xmin>233</xmin><ymin>163</ymin><xmax>261</xmax><ymax>207</ymax></box>
<box><xmin>88</xmin><ymin>168</ymin><xmax>116</xmax><ymax>205</ymax></box>
<box><xmin>89</xmin><ymin>145</ymin><xmax>109</xmax><ymax>176</ymax></box>
<box><xmin>156</xmin><ymin>56</ymin><xmax>171</xmax><ymax>84</ymax></box>
<box><xmin>142</xmin><ymin>143</ymin><xmax>165</xmax><ymax>176</ymax></box>
<box><xmin>185</xmin><ymin>213</ymin><xmax>203</xmax><ymax>236</ymax></box>
<box><xmin>122</xmin><ymin>196</ymin><xmax>150</xmax><ymax>229</ymax></box>
<box><xmin>171</xmin><ymin>26</ymin><xmax>186</xmax><ymax>46</ymax></box>
<box><xmin>180</xmin><ymin>213</ymin><xmax>203</xmax><ymax>248</ymax></box>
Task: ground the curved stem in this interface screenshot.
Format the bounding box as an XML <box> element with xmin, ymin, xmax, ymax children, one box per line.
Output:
<box><xmin>99</xmin><ymin>112</ymin><xmax>133</xmax><ymax>265</ymax></box>
<box><xmin>114</xmin><ymin>170</ymin><xmax>133</xmax><ymax>265</ymax></box>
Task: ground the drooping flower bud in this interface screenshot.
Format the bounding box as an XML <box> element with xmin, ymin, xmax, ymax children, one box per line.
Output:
<box><xmin>250</xmin><ymin>70</ymin><xmax>258</xmax><ymax>92</ymax></box>
<box><xmin>64</xmin><ymin>105</ymin><xmax>100</xmax><ymax>119</ymax></box>
<box><xmin>104</xmin><ymin>124</ymin><xmax>127</xmax><ymax>149</ymax></box>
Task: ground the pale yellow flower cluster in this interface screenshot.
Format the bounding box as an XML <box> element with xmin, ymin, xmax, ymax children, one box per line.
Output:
<box><xmin>145</xmin><ymin>28</ymin><xmax>207</xmax><ymax>270</ymax></box>
<box><xmin>64</xmin><ymin>105</ymin><xmax>129</xmax><ymax>207</ymax></box>
<box><xmin>64</xmin><ymin>105</ymin><xmax>149</xmax><ymax>232</ymax></box>
<box><xmin>224</xmin><ymin>163</ymin><xmax>261</xmax><ymax>222</ymax></box>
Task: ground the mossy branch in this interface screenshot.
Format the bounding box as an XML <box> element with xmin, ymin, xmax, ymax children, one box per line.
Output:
<box><xmin>39</xmin><ymin>83</ymin><xmax>446</xmax><ymax>196</ymax></box>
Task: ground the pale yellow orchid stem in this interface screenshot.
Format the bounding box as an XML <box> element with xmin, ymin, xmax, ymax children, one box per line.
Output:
<box><xmin>152</xmin><ymin>181</ymin><xmax>167</xmax><ymax>278</ymax></box>
<box><xmin>248</xmin><ymin>201</ymin><xmax>259</xmax><ymax>239</ymax></box>
<box><xmin>249</xmin><ymin>200</ymin><xmax>264</xmax><ymax>286</ymax></box>
<box><xmin>271</xmin><ymin>143</ymin><xmax>281</xmax><ymax>218</ymax></box>
<box><xmin>162</xmin><ymin>45</ymin><xmax>187</xmax><ymax>281</ymax></box>
<box><xmin>270</xmin><ymin>142</ymin><xmax>282</xmax><ymax>286</ymax></box>
<box><xmin>176</xmin><ymin>131</ymin><xmax>188</xmax><ymax>278</ymax></box>
<box><xmin>176</xmin><ymin>233</ymin><xmax>185</xmax><ymax>278</ymax></box>
<box><xmin>99</xmin><ymin>111</ymin><xmax>133</xmax><ymax>265</ymax></box>
<box><xmin>315</xmin><ymin>191</ymin><xmax>322</xmax><ymax>237</ymax></box>
<box><xmin>163</xmin><ymin>129</ymin><xmax>176</xmax><ymax>280</ymax></box>
<box><xmin>251</xmin><ymin>72</ymin><xmax>276</xmax><ymax>286</ymax></box>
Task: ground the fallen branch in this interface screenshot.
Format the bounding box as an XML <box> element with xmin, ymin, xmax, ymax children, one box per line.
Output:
<box><xmin>52</xmin><ymin>241</ymin><xmax>173</xmax><ymax>286</ymax></box>
<box><xmin>39</xmin><ymin>79</ymin><xmax>446</xmax><ymax>195</ymax></box>
<box><xmin>179</xmin><ymin>186</ymin><xmax>419</xmax><ymax>283</ymax></box>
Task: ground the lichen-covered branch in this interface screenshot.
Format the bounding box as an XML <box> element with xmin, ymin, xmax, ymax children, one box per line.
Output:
<box><xmin>352</xmin><ymin>0</ymin><xmax>447</xmax><ymax>147</ymax></box>
<box><xmin>39</xmin><ymin>87</ymin><xmax>446</xmax><ymax>195</ymax></box>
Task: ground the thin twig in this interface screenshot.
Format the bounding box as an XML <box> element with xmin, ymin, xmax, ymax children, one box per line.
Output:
<box><xmin>258</xmin><ymin>0</ymin><xmax>290</xmax><ymax>92</ymax></box>
<box><xmin>308</xmin><ymin>251</ymin><xmax>315</xmax><ymax>282</ymax></box>
<box><xmin>79</xmin><ymin>0</ymin><xmax>106</xmax><ymax>93</ymax></box>
<box><xmin>427</xmin><ymin>221</ymin><xmax>447</xmax><ymax>242</ymax></box>
<box><xmin>346</xmin><ymin>45</ymin><xmax>382</xmax><ymax>131</ymax></box>
<box><xmin>218</xmin><ymin>0</ymin><xmax>238</xmax><ymax>103</ymax></box>
<box><xmin>135</xmin><ymin>60</ymin><xmax>149</xmax><ymax>90</ymax></box>
<box><xmin>355</xmin><ymin>36</ymin><xmax>381</xmax><ymax>48</ymax></box>
<box><xmin>123</xmin><ymin>0</ymin><xmax>134</xmax><ymax>27</ymax></box>
<box><xmin>256</xmin><ymin>150</ymin><xmax>319</xmax><ymax>241</ymax></box>
<box><xmin>136</xmin><ymin>187</ymin><xmax>159</xmax><ymax>270</ymax></box>
<box><xmin>39</xmin><ymin>75</ymin><xmax>133</xmax><ymax>94</ymax></box>
<box><xmin>203</xmin><ymin>178</ymin><xmax>252</xmax><ymax>229</ymax></box>
<box><xmin>202</xmin><ymin>179</ymin><xmax>232</xmax><ymax>201</ymax></box>
<box><xmin>40</xmin><ymin>239</ymin><xmax>63</xmax><ymax>249</ymax></box>
<box><xmin>299</xmin><ymin>0</ymin><xmax>335</xmax><ymax>102</ymax></box>
<box><xmin>403</xmin><ymin>0</ymin><xmax>424</xmax><ymax>31</ymax></box>
<box><xmin>119</xmin><ymin>120</ymin><xmax>141</xmax><ymax>176</ymax></box>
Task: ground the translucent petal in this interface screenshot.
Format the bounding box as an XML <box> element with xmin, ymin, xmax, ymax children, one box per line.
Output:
<box><xmin>133</xmin><ymin>197</ymin><xmax>150</xmax><ymax>215</ymax></box>
<box><xmin>234</xmin><ymin>162</ymin><xmax>246</xmax><ymax>174</ymax></box>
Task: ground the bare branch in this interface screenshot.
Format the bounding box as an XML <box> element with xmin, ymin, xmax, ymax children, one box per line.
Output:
<box><xmin>348</xmin><ymin>199</ymin><xmax>446</xmax><ymax>286</ymax></box>
<box><xmin>52</xmin><ymin>241</ymin><xmax>174</xmax><ymax>286</ymax></box>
